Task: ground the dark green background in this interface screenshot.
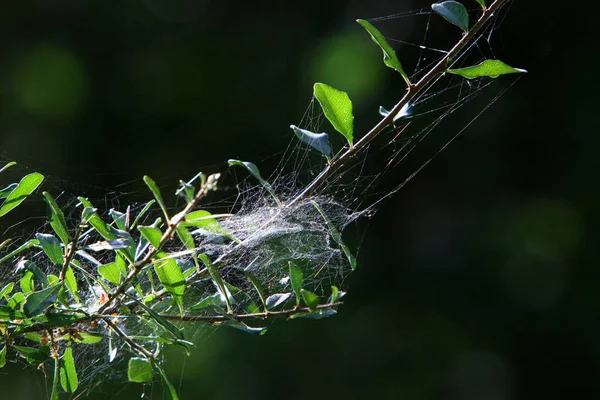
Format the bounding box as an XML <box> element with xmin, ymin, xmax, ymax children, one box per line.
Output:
<box><xmin>0</xmin><ymin>1</ymin><xmax>596</xmax><ymax>399</ymax></box>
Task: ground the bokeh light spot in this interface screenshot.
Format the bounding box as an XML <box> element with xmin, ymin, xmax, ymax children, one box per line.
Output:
<box><xmin>13</xmin><ymin>45</ymin><xmax>89</xmax><ymax>122</ymax></box>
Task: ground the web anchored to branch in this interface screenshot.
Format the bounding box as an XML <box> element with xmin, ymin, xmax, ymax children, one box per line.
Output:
<box><xmin>0</xmin><ymin>1</ymin><xmax>525</xmax><ymax>398</ymax></box>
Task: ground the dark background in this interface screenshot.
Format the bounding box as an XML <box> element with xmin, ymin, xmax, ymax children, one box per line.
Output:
<box><xmin>0</xmin><ymin>0</ymin><xmax>596</xmax><ymax>399</ymax></box>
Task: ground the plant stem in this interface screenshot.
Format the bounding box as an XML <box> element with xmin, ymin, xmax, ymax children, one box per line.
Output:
<box><xmin>289</xmin><ymin>0</ymin><xmax>507</xmax><ymax>205</ymax></box>
<box><xmin>97</xmin><ymin>174</ymin><xmax>219</xmax><ymax>314</ymax></box>
<box><xmin>154</xmin><ymin>302</ymin><xmax>343</xmax><ymax>323</ymax></box>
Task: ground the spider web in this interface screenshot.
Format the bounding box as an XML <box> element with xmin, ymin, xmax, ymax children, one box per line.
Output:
<box><xmin>0</xmin><ymin>4</ymin><xmax>523</xmax><ymax>398</ymax></box>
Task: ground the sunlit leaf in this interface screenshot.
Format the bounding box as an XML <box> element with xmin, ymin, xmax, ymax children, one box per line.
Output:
<box><xmin>475</xmin><ymin>0</ymin><xmax>486</xmax><ymax>7</ymax></box>
<box><xmin>23</xmin><ymin>283</ymin><xmax>61</xmax><ymax>317</ymax></box>
<box><xmin>98</xmin><ymin>254</ymin><xmax>128</xmax><ymax>285</ymax></box>
<box><xmin>289</xmin><ymin>262</ymin><xmax>303</xmax><ymax>307</ymax></box>
<box><xmin>155</xmin><ymin>251</ymin><xmax>186</xmax><ymax>312</ymax></box>
<box><xmin>43</xmin><ymin>192</ymin><xmax>70</xmax><ymax>245</ymax></box>
<box><xmin>313</xmin><ymin>83</ymin><xmax>354</xmax><ymax>147</ymax></box>
<box><xmin>63</xmin><ymin>265</ymin><xmax>80</xmax><ymax>302</ymax></box>
<box><xmin>183</xmin><ymin>210</ymin><xmax>239</xmax><ymax>243</ymax></box>
<box><xmin>0</xmin><ymin>346</ymin><xmax>6</xmax><ymax>368</ymax></box>
<box><xmin>289</xmin><ymin>125</ymin><xmax>333</xmax><ymax>157</ymax></box>
<box><xmin>128</xmin><ymin>357</ymin><xmax>153</xmax><ymax>383</ymax></box>
<box><xmin>176</xmin><ymin>226</ymin><xmax>195</xmax><ymax>250</ymax></box>
<box><xmin>143</xmin><ymin>175</ymin><xmax>169</xmax><ymax>221</ymax></box>
<box><xmin>36</xmin><ymin>233</ymin><xmax>63</xmax><ymax>266</ymax></box>
<box><xmin>432</xmin><ymin>1</ymin><xmax>469</xmax><ymax>32</ymax></box>
<box><xmin>356</xmin><ymin>19</ymin><xmax>409</xmax><ymax>85</ymax></box>
<box><xmin>227</xmin><ymin>159</ymin><xmax>281</xmax><ymax>206</ymax></box>
<box><xmin>138</xmin><ymin>226</ymin><xmax>163</xmax><ymax>248</ymax></box>
<box><xmin>447</xmin><ymin>59</ymin><xmax>528</xmax><ymax>79</ymax></box>
<box><xmin>0</xmin><ymin>172</ymin><xmax>44</xmax><ymax>217</ymax></box>
<box><xmin>60</xmin><ymin>345</ymin><xmax>78</xmax><ymax>393</ymax></box>
<box><xmin>329</xmin><ymin>285</ymin><xmax>340</xmax><ymax>303</ymax></box>
<box><xmin>301</xmin><ymin>289</ymin><xmax>319</xmax><ymax>311</ymax></box>
<box><xmin>0</xmin><ymin>283</ymin><xmax>14</xmax><ymax>300</ymax></box>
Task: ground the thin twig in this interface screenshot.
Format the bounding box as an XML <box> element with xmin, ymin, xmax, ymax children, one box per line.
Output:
<box><xmin>97</xmin><ymin>174</ymin><xmax>219</xmax><ymax>314</ymax></box>
<box><xmin>289</xmin><ymin>0</ymin><xmax>508</xmax><ymax>205</ymax></box>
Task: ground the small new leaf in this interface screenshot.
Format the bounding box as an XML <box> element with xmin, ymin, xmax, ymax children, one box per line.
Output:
<box><xmin>290</xmin><ymin>125</ymin><xmax>333</xmax><ymax>157</ymax></box>
<box><xmin>228</xmin><ymin>159</ymin><xmax>281</xmax><ymax>206</ymax></box>
<box><xmin>301</xmin><ymin>289</ymin><xmax>319</xmax><ymax>311</ymax></box>
<box><xmin>313</xmin><ymin>83</ymin><xmax>354</xmax><ymax>147</ymax></box>
<box><xmin>356</xmin><ymin>19</ymin><xmax>410</xmax><ymax>85</ymax></box>
<box><xmin>447</xmin><ymin>59</ymin><xmax>528</xmax><ymax>79</ymax></box>
<box><xmin>432</xmin><ymin>1</ymin><xmax>470</xmax><ymax>32</ymax></box>
<box><xmin>475</xmin><ymin>0</ymin><xmax>486</xmax><ymax>8</ymax></box>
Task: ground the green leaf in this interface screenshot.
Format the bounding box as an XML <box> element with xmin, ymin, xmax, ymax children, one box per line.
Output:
<box><xmin>0</xmin><ymin>239</ymin><xmax>39</xmax><ymax>263</ymax></box>
<box><xmin>176</xmin><ymin>226</ymin><xmax>195</xmax><ymax>249</ymax></box>
<box><xmin>143</xmin><ymin>176</ymin><xmax>169</xmax><ymax>221</ymax></box>
<box><xmin>244</xmin><ymin>271</ymin><xmax>267</xmax><ymax>312</ymax></box>
<box><xmin>108</xmin><ymin>209</ymin><xmax>127</xmax><ymax>230</ymax></box>
<box><xmin>227</xmin><ymin>159</ymin><xmax>281</xmax><ymax>206</ymax></box>
<box><xmin>43</xmin><ymin>192</ymin><xmax>70</xmax><ymax>245</ymax></box>
<box><xmin>20</xmin><ymin>271</ymin><xmax>35</xmax><ymax>293</ymax></box>
<box><xmin>23</xmin><ymin>283</ymin><xmax>61</xmax><ymax>317</ymax></box>
<box><xmin>313</xmin><ymin>83</ymin><xmax>354</xmax><ymax>147</ymax></box>
<box><xmin>0</xmin><ymin>173</ymin><xmax>44</xmax><ymax>217</ymax></box>
<box><xmin>154</xmin><ymin>251</ymin><xmax>185</xmax><ymax>312</ymax></box>
<box><xmin>98</xmin><ymin>254</ymin><xmax>128</xmax><ymax>285</ymax></box>
<box><xmin>131</xmin><ymin>200</ymin><xmax>156</xmax><ymax>230</ymax></box>
<box><xmin>475</xmin><ymin>0</ymin><xmax>486</xmax><ymax>7</ymax></box>
<box><xmin>289</xmin><ymin>125</ymin><xmax>333</xmax><ymax>157</ymax></box>
<box><xmin>128</xmin><ymin>357</ymin><xmax>153</xmax><ymax>383</ymax></box>
<box><xmin>199</xmin><ymin>254</ymin><xmax>232</xmax><ymax>313</ymax></box>
<box><xmin>138</xmin><ymin>226</ymin><xmax>163</xmax><ymax>248</ymax></box>
<box><xmin>301</xmin><ymin>289</ymin><xmax>319</xmax><ymax>311</ymax></box>
<box><xmin>0</xmin><ymin>183</ymin><xmax>17</xmax><ymax>199</ymax></box>
<box><xmin>155</xmin><ymin>251</ymin><xmax>186</xmax><ymax>312</ymax></box>
<box><xmin>51</xmin><ymin>357</ymin><xmax>59</xmax><ymax>400</ymax></box>
<box><xmin>60</xmin><ymin>345</ymin><xmax>78</xmax><ymax>393</ymax></box>
<box><xmin>289</xmin><ymin>262</ymin><xmax>303</xmax><ymax>307</ymax></box>
<box><xmin>329</xmin><ymin>285</ymin><xmax>340</xmax><ymax>303</ymax></box>
<box><xmin>0</xmin><ymin>305</ymin><xmax>25</xmax><ymax>321</ymax></box>
<box><xmin>63</xmin><ymin>265</ymin><xmax>80</xmax><ymax>302</ymax></box>
<box><xmin>356</xmin><ymin>19</ymin><xmax>409</xmax><ymax>85</ymax></box>
<box><xmin>447</xmin><ymin>59</ymin><xmax>528</xmax><ymax>79</ymax></box>
<box><xmin>14</xmin><ymin>345</ymin><xmax>51</xmax><ymax>365</ymax></box>
<box><xmin>157</xmin><ymin>365</ymin><xmax>180</xmax><ymax>400</ymax></box>
<box><xmin>183</xmin><ymin>210</ymin><xmax>239</xmax><ymax>243</ymax></box>
<box><xmin>288</xmin><ymin>308</ymin><xmax>337</xmax><ymax>320</ymax></box>
<box><xmin>78</xmin><ymin>199</ymin><xmax>114</xmax><ymax>240</ymax></box>
<box><xmin>0</xmin><ymin>161</ymin><xmax>16</xmax><ymax>175</ymax></box>
<box><xmin>222</xmin><ymin>319</ymin><xmax>267</xmax><ymax>335</ymax></box>
<box><xmin>36</xmin><ymin>233</ymin><xmax>63</xmax><ymax>266</ymax></box>
<box><xmin>0</xmin><ymin>282</ymin><xmax>14</xmax><ymax>300</ymax></box>
<box><xmin>0</xmin><ymin>346</ymin><xmax>6</xmax><ymax>368</ymax></box>
<box><xmin>432</xmin><ymin>1</ymin><xmax>470</xmax><ymax>32</ymax></box>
